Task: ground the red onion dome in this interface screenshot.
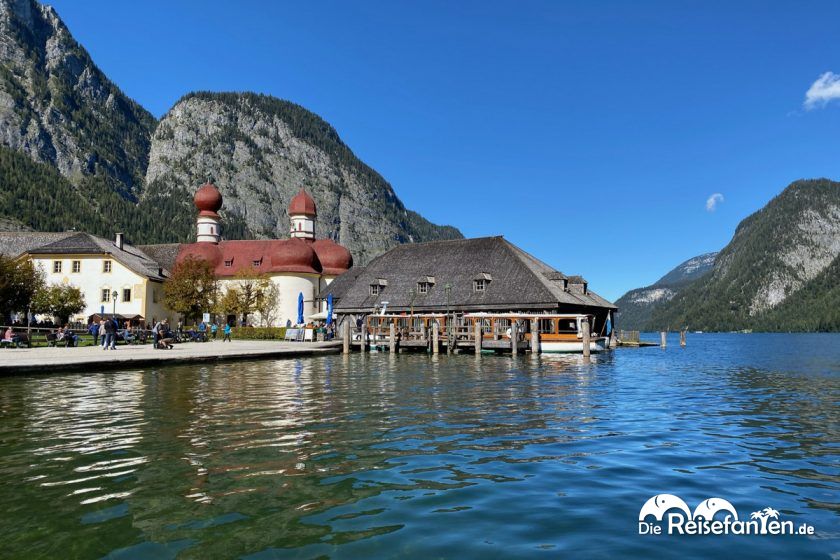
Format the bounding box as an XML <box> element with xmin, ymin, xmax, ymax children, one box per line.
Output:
<box><xmin>194</xmin><ymin>182</ymin><xmax>223</xmax><ymax>216</ymax></box>
<box><xmin>271</xmin><ymin>238</ymin><xmax>322</xmax><ymax>273</ymax></box>
<box><xmin>176</xmin><ymin>242</ymin><xmax>222</xmax><ymax>268</ymax></box>
<box><xmin>289</xmin><ymin>188</ymin><xmax>316</xmax><ymax>217</ymax></box>
<box><xmin>312</xmin><ymin>239</ymin><xmax>352</xmax><ymax>274</ymax></box>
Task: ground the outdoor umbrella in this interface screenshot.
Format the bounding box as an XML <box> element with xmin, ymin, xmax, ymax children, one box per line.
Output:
<box><xmin>297</xmin><ymin>292</ymin><xmax>304</xmax><ymax>325</ymax></box>
<box><xmin>326</xmin><ymin>294</ymin><xmax>333</xmax><ymax>326</ymax></box>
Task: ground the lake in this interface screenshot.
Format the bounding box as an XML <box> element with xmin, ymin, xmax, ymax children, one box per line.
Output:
<box><xmin>0</xmin><ymin>333</ymin><xmax>837</xmax><ymax>559</ymax></box>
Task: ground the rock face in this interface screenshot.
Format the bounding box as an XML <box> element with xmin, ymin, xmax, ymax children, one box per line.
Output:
<box><xmin>639</xmin><ymin>179</ymin><xmax>840</xmax><ymax>331</ymax></box>
<box><xmin>0</xmin><ymin>0</ymin><xmax>154</xmax><ymax>196</ymax></box>
<box><xmin>145</xmin><ymin>92</ymin><xmax>461</xmax><ymax>264</ymax></box>
<box><xmin>615</xmin><ymin>252</ymin><xmax>717</xmax><ymax>330</ymax></box>
<box><xmin>0</xmin><ymin>0</ymin><xmax>461</xmax><ymax>257</ymax></box>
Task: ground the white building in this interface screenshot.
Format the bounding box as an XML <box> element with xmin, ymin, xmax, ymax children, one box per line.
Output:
<box><xmin>0</xmin><ymin>231</ymin><xmax>172</xmax><ymax>324</ymax></box>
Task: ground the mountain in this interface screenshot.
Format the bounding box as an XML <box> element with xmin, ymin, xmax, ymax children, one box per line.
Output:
<box><xmin>144</xmin><ymin>92</ymin><xmax>462</xmax><ymax>264</ymax></box>
<box><xmin>0</xmin><ymin>0</ymin><xmax>155</xmax><ymax>191</ymax></box>
<box><xmin>645</xmin><ymin>179</ymin><xmax>840</xmax><ymax>332</ymax></box>
<box><xmin>0</xmin><ymin>0</ymin><xmax>461</xmax><ymax>258</ymax></box>
<box><xmin>615</xmin><ymin>252</ymin><xmax>717</xmax><ymax>330</ymax></box>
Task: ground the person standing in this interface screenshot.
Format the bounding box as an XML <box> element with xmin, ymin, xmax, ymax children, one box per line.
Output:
<box><xmin>103</xmin><ymin>317</ymin><xmax>116</xmax><ymax>350</ymax></box>
<box><xmin>223</xmin><ymin>323</ymin><xmax>232</xmax><ymax>342</ymax></box>
<box><xmin>152</xmin><ymin>319</ymin><xmax>163</xmax><ymax>349</ymax></box>
<box><xmin>89</xmin><ymin>321</ymin><xmax>100</xmax><ymax>346</ymax></box>
<box><xmin>100</xmin><ymin>319</ymin><xmax>107</xmax><ymax>348</ymax></box>
<box><xmin>211</xmin><ymin>322</ymin><xmax>218</xmax><ymax>340</ymax></box>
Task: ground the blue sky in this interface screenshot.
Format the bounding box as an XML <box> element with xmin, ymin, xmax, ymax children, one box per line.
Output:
<box><xmin>49</xmin><ymin>0</ymin><xmax>840</xmax><ymax>300</ymax></box>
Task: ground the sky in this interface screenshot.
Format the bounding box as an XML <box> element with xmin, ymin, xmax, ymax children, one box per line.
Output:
<box><xmin>48</xmin><ymin>0</ymin><xmax>840</xmax><ymax>301</ymax></box>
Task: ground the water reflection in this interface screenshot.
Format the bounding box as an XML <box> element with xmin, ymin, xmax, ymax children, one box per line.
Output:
<box><xmin>0</xmin><ymin>334</ymin><xmax>836</xmax><ymax>559</ymax></box>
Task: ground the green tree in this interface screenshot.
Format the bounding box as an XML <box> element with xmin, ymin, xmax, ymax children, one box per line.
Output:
<box><xmin>31</xmin><ymin>284</ymin><xmax>86</xmax><ymax>325</ymax></box>
<box><xmin>163</xmin><ymin>256</ymin><xmax>218</xmax><ymax>322</ymax></box>
<box><xmin>0</xmin><ymin>256</ymin><xmax>46</xmax><ymax>322</ymax></box>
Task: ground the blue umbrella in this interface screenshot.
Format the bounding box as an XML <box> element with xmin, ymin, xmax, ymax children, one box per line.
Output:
<box><xmin>297</xmin><ymin>292</ymin><xmax>304</xmax><ymax>325</ymax></box>
<box><xmin>326</xmin><ymin>293</ymin><xmax>333</xmax><ymax>326</ymax></box>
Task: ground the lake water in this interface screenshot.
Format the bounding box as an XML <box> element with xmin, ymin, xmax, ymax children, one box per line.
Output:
<box><xmin>0</xmin><ymin>333</ymin><xmax>837</xmax><ymax>559</ymax></box>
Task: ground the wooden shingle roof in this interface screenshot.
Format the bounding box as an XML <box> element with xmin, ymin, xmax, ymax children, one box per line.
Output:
<box><xmin>329</xmin><ymin>236</ymin><xmax>616</xmax><ymax>313</ymax></box>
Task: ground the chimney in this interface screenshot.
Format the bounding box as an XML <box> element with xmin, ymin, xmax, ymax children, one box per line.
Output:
<box><xmin>115</xmin><ymin>232</ymin><xmax>124</xmax><ymax>250</ymax></box>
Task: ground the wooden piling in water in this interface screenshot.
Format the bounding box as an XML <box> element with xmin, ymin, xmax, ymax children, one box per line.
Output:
<box><xmin>680</xmin><ymin>329</ymin><xmax>686</xmax><ymax>347</ymax></box>
<box><xmin>432</xmin><ymin>322</ymin><xmax>439</xmax><ymax>355</ymax></box>
<box><xmin>342</xmin><ymin>321</ymin><xmax>350</xmax><ymax>354</ymax></box>
<box><xmin>474</xmin><ymin>321</ymin><xmax>482</xmax><ymax>354</ymax></box>
<box><xmin>660</xmin><ymin>331</ymin><xmax>667</xmax><ymax>348</ymax></box>
<box><xmin>511</xmin><ymin>321</ymin><xmax>519</xmax><ymax>356</ymax></box>
<box><xmin>582</xmin><ymin>318</ymin><xmax>591</xmax><ymax>361</ymax></box>
<box><xmin>531</xmin><ymin>318</ymin><xmax>539</xmax><ymax>354</ymax></box>
<box><xmin>389</xmin><ymin>323</ymin><xmax>396</xmax><ymax>353</ymax></box>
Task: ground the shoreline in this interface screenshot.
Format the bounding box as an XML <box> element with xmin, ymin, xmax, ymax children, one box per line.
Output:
<box><xmin>0</xmin><ymin>340</ymin><xmax>343</xmax><ymax>375</ymax></box>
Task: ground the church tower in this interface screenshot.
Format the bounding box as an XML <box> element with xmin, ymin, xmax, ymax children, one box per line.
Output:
<box><xmin>194</xmin><ymin>182</ymin><xmax>223</xmax><ymax>243</ymax></box>
<box><xmin>289</xmin><ymin>188</ymin><xmax>316</xmax><ymax>240</ymax></box>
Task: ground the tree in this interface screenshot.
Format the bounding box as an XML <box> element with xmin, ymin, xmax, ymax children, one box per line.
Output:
<box><xmin>222</xmin><ymin>271</ymin><xmax>279</xmax><ymax>326</ymax></box>
<box><xmin>254</xmin><ymin>279</ymin><xmax>280</xmax><ymax>327</ymax></box>
<box><xmin>215</xmin><ymin>287</ymin><xmax>241</xmax><ymax>320</ymax></box>
<box><xmin>163</xmin><ymin>256</ymin><xmax>218</xmax><ymax>322</ymax></box>
<box><xmin>0</xmin><ymin>256</ymin><xmax>45</xmax><ymax>322</ymax></box>
<box><xmin>31</xmin><ymin>284</ymin><xmax>86</xmax><ymax>325</ymax></box>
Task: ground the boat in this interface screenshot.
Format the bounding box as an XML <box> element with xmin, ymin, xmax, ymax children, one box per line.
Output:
<box><xmin>463</xmin><ymin>313</ymin><xmax>608</xmax><ymax>353</ymax></box>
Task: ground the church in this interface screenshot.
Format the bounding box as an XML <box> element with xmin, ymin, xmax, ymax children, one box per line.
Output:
<box><xmin>173</xmin><ymin>183</ymin><xmax>353</xmax><ymax>326</ymax></box>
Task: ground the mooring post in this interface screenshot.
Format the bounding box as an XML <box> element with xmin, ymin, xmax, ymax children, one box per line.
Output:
<box><xmin>389</xmin><ymin>323</ymin><xmax>396</xmax><ymax>353</ymax></box>
<box><xmin>511</xmin><ymin>321</ymin><xmax>519</xmax><ymax>356</ymax></box>
<box><xmin>474</xmin><ymin>321</ymin><xmax>481</xmax><ymax>354</ymax></box>
<box><xmin>531</xmin><ymin>318</ymin><xmax>540</xmax><ymax>354</ymax></box>
<box><xmin>660</xmin><ymin>331</ymin><xmax>667</xmax><ymax>348</ymax></box>
<box><xmin>342</xmin><ymin>321</ymin><xmax>350</xmax><ymax>354</ymax></box>
<box><xmin>680</xmin><ymin>329</ymin><xmax>686</xmax><ymax>347</ymax></box>
<box><xmin>432</xmin><ymin>322</ymin><xmax>439</xmax><ymax>355</ymax></box>
<box><xmin>582</xmin><ymin>317</ymin><xmax>591</xmax><ymax>361</ymax></box>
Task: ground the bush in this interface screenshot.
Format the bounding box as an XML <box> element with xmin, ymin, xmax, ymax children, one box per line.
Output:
<box><xmin>230</xmin><ymin>326</ymin><xmax>287</xmax><ymax>340</ymax></box>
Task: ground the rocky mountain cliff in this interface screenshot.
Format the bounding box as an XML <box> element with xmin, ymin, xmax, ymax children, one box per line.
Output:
<box><xmin>615</xmin><ymin>252</ymin><xmax>717</xmax><ymax>330</ymax></box>
<box><xmin>0</xmin><ymin>0</ymin><xmax>461</xmax><ymax>258</ymax></box>
<box><xmin>0</xmin><ymin>0</ymin><xmax>154</xmax><ymax>194</ymax></box>
<box><xmin>642</xmin><ymin>179</ymin><xmax>840</xmax><ymax>331</ymax></box>
<box><xmin>145</xmin><ymin>92</ymin><xmax>461</xmax><ymax>264</ymax></box>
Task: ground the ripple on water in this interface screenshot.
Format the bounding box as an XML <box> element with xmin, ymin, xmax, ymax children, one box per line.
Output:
<box><xmin>0</xmin><ymin>333</ymin><xmax>836</xmax><ymax>559</ymax></box>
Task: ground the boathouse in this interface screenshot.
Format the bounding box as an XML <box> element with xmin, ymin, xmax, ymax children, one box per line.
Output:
<box><xmin>325</xmin><ymin>236</ymin><xmax>616</xmax><ymax>335</ymax></box>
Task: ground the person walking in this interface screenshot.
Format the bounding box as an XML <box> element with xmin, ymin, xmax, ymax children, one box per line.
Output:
<box><xmin>211</xmin><ymin>322</ymin><xmax>218</xmax><ymax>340</ymax></box>
<box><xmin>223</xmin><ymin>323</ymin><xmax>232</xmax><ymax>342</ymax></box>
<box><xmin>100</xmin><ymin>319</ymin><xmax>107</xmax><ymax>348</ymax></box>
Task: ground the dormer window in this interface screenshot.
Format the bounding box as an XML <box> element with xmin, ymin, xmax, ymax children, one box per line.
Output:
<box><xmin>370</xmin><ymin>278</ymin><xmax>388</xmax><ymax>296</ymax></box>
<box><xmin>252</xmin><ymin>258</ymin><xmax>262</xmax><ymax>267</ymax></box>
<box><xmin>417</xmin><ymin>276</ymin><xmax>435</xmax><ymax>294</ymax></box>
<box><xmin>224</xmin><ymin>259</ymin><xmax>233</xmax><ymax>267</ymax></box>
<box><xmin>473</xmin><ymin>273</ymin><xmax>491</xmax><ymax>293</ymax></box>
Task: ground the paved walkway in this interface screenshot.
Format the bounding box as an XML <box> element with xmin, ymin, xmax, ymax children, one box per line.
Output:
<box><xmin>0</xmin><ymin>340</ymin><xmax>343</xmax><ymax>374</ymax></box>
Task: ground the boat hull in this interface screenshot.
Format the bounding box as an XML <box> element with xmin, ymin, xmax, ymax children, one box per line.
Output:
<box><xmin>539</xmin><ymin>338</ymin><xmax>607</xmax><ymax>353</ymax></box>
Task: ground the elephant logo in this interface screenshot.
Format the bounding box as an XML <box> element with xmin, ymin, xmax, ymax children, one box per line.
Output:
<box><xmin>693</xmin><ymin>498</ymin><xmax>739</xmax><ymax>521</ymax></box>
<box><xmin>639</xmin><ymin>494</ymin><xmax>693</xmax><ymax>521</ymax></box>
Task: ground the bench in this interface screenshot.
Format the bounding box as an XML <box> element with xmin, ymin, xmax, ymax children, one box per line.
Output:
<box><xmin>1</xmin><ymin>333</ymin><xmax>30</xmax><ymax>348</ymax></box>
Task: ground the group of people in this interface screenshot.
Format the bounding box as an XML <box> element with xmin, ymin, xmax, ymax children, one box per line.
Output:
<box><xmin>88</xmin><ymin>317</ymin><xmax>120</xmax><ymax>350</ymax></box>
<box><xmin>2</xmin><ymin>326</ymin><xmax>22</xmax><ymax>347</ymax></box>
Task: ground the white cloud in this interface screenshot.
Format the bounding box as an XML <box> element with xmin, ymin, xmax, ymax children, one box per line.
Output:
<box><xmin>804</xmin><ymin>71</ymin><xmax>840</xmax><ymax>110</ymax></box>
<box><xmin>706</xmin><ymin>193</ymin><xmax>724</xmax><ymax>212</ymax></box>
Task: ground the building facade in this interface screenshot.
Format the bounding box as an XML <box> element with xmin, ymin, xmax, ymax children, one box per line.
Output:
<box><xmin>0</xmin><ymin>231</ymin><xmax>172</xmax><ymax>324</ymax></box>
